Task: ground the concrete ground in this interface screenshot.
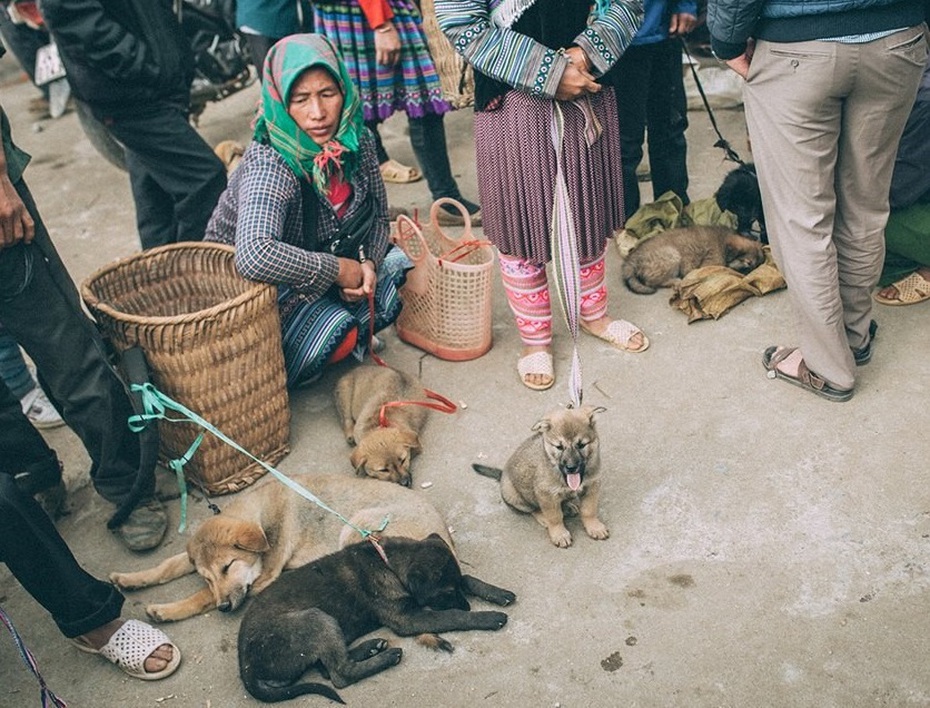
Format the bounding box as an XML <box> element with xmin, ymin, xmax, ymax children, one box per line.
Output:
<box><xmin>2</xmin><ymin>50</ymin><xmax>929</xmax><ymax>708</ymax></box>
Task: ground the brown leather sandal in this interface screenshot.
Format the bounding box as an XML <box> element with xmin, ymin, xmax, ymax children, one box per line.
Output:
<box><xmin>762</xmin><ymin>346</ymin><xmax>854</xmax><ymax>402</ymax></box>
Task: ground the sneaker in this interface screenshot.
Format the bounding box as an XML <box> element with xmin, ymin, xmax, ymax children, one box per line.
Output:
<box><xmin>116</xmin><ymin>498</ymin><xmax>168</xmax><ymax>552</ymax></box>
<box><xmin>20</xmin><ymin>387</ymin><xmax>65</xmax><ymax>430</ymax></box>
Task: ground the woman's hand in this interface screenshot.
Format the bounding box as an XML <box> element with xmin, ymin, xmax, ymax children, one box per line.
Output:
<box><xmin>374</xmin><ymin>24</ymin><xmax>401</xmax><ymax>67</ymax></box>
<box><xmin>337</xmin><ymin>258</ymin><xmax>377</xmax><ymax>302</ymax></box>
<box><xmin>555</xmin><ymin>48</ymin><xmax>600</xmax><ymax>101</ymax></box>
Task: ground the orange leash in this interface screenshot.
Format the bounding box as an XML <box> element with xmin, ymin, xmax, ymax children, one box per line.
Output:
<box><xmin>364</xmin><ymin>289</ymin><xmax>458</xmax><ymax>426</ymax></box>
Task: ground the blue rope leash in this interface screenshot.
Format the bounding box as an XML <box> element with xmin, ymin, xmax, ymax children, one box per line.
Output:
<box><xmin>126</xmin><ymin>383</ymin><xmax>389</xmax><ymax>545</ymax></box>
<box><xmin>0</xmin><ymin>606</ymin><xmax>68</xmax><ymax>707</ymax></box>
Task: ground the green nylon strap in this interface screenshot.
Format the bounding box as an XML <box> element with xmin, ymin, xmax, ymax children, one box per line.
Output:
<box><xmin>126</xmin><ymin>383</ymin><xmax>389</xmax><ymax>541</ymax></box>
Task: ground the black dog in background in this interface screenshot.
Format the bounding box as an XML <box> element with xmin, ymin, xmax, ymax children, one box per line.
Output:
<box><xmin>715</xmin><ymin>163</ymin><xmax>768</xmax><ymax>244</ymax></box>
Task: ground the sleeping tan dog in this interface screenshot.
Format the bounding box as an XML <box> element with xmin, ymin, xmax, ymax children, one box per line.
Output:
<box><xmin>109</xmin><ymin>473</ymin><xmax>451</xmax><ymax>622</ymax></box>
<box><xmin>333</xmin><ymin>365</ymin><xmax>432</xmax><ymax>487</ymax></box>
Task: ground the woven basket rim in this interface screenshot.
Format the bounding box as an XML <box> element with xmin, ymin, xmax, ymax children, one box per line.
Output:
<box><xmin>81</xmin><ymin>241</ymin><xmax>274</xmax><ymax>327</ymax></box>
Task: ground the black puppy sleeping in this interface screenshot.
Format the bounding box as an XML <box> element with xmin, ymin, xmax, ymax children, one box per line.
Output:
<box><xmin>237</xmin><ymin>534</ymin><xmax>515</xmax><ymax>704</ymax></box>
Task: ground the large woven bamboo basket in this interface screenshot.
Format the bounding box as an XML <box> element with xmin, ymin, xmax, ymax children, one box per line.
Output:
<box><xmin>81</xmin><ymin>242</ymin><xmax>290</xmax><ymax>495</ymax></box>
<box><xmin>420</xmin><ymin>0</ymin><xmax>474</xmax><ymax>109</ymax></box>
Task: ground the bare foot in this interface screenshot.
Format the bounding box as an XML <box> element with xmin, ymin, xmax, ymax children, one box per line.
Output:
<box><xmin>78</xmin><ymin>619</ymin><xmax>174</xmax><ymax>674</ymax></box>
<box><xmin>876</xmin><ymin>267</ymin><xmax>930</xmax><ymax>302</ymax></box>
<box><xmin>770</xmin><ymin>348</ymin><xmax>803</xmax><ymax>377</ymax></box>
<box><xmin>518</xmin><ymin>344</ymin><xmax>553</xmax><ymax>390</ymax></box>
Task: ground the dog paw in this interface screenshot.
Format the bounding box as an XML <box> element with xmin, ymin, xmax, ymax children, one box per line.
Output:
<box><xmin>583</xmin><ymin>519</ymin><xmax>610</xmax><ymax>540</ymax></box>
<box><xmin>497</xmin><ymin>590</ymin><xmax>517</xmax><ymax>606</ymax></box>
<box><xmin>145</xmin><ymin>603</ymin><xmax>173</xmax><ymax>623</ymax></box>
<box><xmin>474</xmin><ymin>611</ymin><xmax>509</xmax><ymax>630</ymax></box>
<box><xmin>385</xmin><ymin>647</ymin><xmax>404</xmax><ymax>665</ymax></box>
<box><xmin>348</xmin><ymin>638</ymin><xmax>390</xmax><ymax>660</ymax></box>
<box><xmin>109</xmin><ymin>571</ymin><xmax>135</xmax><ymax>589</ymax></box>
<box><xmin>548</xmin><ymin>526</ymin><xmax>573</xmax><ymax>548</ymax></box>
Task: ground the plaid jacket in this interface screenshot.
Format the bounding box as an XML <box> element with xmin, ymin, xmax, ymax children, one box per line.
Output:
<box><xmin>205</xmin><ymin>130</ymin><xmax>390</xmax><ymax>306</ymax></box>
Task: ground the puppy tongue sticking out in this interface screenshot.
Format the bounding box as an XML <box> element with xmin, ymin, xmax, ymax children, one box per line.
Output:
<box><xmin>566</xmin><ymin>473</ymin><xmax>582</xmax><ymax>491</ymax></box>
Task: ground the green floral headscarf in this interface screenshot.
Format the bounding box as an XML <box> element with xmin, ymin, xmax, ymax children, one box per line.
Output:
<box><xmin>253</xmin><ymin>33</ymin><xmax>364</xmax><ymax>195</ymax></box>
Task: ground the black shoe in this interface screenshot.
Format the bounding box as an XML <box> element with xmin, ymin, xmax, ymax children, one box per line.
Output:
<box><xmin>852</xmin><ymin>320</ymin><xmax>878</xmax><ymax>366</ymax></box>
<box><xmin>435</xmin><ymin>198</ymin><xmax>482</xmax><ymax>227</ymax></box>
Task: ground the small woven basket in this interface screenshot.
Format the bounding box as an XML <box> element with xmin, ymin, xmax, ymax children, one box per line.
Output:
<box><xmin>419</xmin><ymin>0</ymin><xmax>474</xmax><ymax>109</ymax></box>
<box><xmin>81</xmin><ymin>242</ymin><xmax>290</xmax><ymax>495</ymax></box>
<box><xmin>394</xmin><ymin>199</ymin><xmax>494</xmax><ymax>361</ymax></box>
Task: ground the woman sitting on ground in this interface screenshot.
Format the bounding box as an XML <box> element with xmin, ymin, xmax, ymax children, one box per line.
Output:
<box><xmin>205</xmin><ymin>33</ymin><xmax>411</xmax><ymax>387</ymax></box>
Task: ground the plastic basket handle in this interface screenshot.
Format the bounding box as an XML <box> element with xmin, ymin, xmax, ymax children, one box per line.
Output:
<box><xmin>429</xmin><ymin>197</ymin><xmax>474</xmax><ymax>243</ymax></box>
<box><xmin>393</xmin><ymin>213</ymin><xmax>430</xmax><ymax>265</ymax></box>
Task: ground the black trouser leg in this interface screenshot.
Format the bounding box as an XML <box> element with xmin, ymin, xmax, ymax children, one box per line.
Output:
<box><xmin>103</xmin><ymin>102</ymin><xmax>227</xmax><ymax>250</ymax></box>
<box><xmin>0</xmin><ymin>180</ymin><xmax>152</xmax><ymax>522</ymax></box>
<box><xmin>645</xmin><ymin>39</ymin><xmax>690</xmax><ymax>208</ymax></box>
<box><xmin>0</xmin><ymin>376</ymin><xmax>60</xmax><ymax>492</ymax></box>
<box><xmin>408</xmin><ymin>113</ymin><xmax>461</xmax><ymax>201</ymax></box>
<box><xmin>364</xmin><ymin>119</ymin><xmax>391</xmax><ymax>164</ymax></box>
<box><xmin>612</xmin><ymin>45</ymin><xmax>650</xmax><ymax>220</ymax></box>
<box><xmin>0</xmin><ymin>475</ymin><xmax>123</xmax><ymax>638</ymax></box>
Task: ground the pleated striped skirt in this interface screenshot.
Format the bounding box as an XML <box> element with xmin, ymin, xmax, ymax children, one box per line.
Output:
<box><xmin>474</xmin><ymin>87</ymin><xmax>626</xmax><ymax>266</ymax></box>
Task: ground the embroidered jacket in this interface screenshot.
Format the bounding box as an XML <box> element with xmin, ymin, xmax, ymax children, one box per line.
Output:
<box><xmin>435</xmin><ymin>0</ymin><xmax>643</xmax><ymax>99</ymax></box>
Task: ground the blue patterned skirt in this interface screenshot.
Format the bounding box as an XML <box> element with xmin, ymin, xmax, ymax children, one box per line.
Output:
<box><xmin>313</xmin><ymin>0</ymin><xmax>451</xmax><ymax>121</ymax></box>
<box><xmin>279</xmin><ymin>246</ymin><xmax>412</xmax><ymax>387</ymax></box>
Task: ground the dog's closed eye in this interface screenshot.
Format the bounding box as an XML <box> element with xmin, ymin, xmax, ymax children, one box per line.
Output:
<box><xmin>222</xmin><ymin>560</ymin><xmax>235</xmax><ymax>575</ymax></box>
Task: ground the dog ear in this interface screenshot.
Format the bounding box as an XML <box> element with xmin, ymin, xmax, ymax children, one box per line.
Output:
<box><xmin>581</xmin><ymin>405</ymin><xmax>607</xmax><ymax>420</ymax></box>
<box><xmin>351</xmin><ymin>450</ymin><xmax>368</xmax><ymax>476</ymax></box>
<box><xmin>531</xmin><ymin>417</ymin><xmax>552</xmax><ymax>433</ymax></box>
<box><xmin>234</xmin><ymin>523</ymin><xmax>271</xmax><ymax>554</ymax></box>
<box><xmin>400</xmin><ymin>430</ymin><xmax>421</xmax><ymax>455</ymax></box>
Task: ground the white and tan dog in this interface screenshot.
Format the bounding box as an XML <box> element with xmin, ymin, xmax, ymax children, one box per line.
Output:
<box><xmin>109</xmin><ymin>473</ymin><xmax>451</xmax><ymax>622</ymax></box>
<box><xmin>334</xmin><ymin>365</ymin><xmax>433</xmax><ymax>487</ymax></box>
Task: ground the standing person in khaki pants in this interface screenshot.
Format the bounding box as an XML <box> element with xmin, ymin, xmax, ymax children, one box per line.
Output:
<box><xmin>707</xmin><ymin>0</ymin><xmax>928</xmax><ymax>401</ymax></box>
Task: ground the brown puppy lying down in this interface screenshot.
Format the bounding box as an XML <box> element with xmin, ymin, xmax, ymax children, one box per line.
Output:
<box><xmin>622</xmin><ymin>225</ymin><xmax>765</xmax><ymax>294</ymax></box>
<box><xmin>334</xmin><ymin>365</ymin><xmax>433</xmax><ymax>487</ymax></box>
<box><xmin>109</xmin><ymin>473</ymin><xmax>451</xmax><ymax>622</ymax></box>
<box><xmin>238</xmin><ymin>535</ymin><xmax>514</xmax><ymax>704</ymax></box>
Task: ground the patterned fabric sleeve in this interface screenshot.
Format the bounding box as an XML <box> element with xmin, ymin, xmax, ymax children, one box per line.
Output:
<box><xmin>435</xmin><ymin>0</ymin><xmax>643</xmax><ymax>96</ymax></box>
<box><xmin>434</xmin><ymin>0</ymin><xmax>570</xmax><ymax>97</ymax></box>
<box><xmin>574</xmin><ymin>0</ymin><xmax>644</xmax><ymax>76</ymax></box>
<box><xmin>232</xmin><ymin>147</ymin><xmax>341</xmax><ymax>299</ymax></box>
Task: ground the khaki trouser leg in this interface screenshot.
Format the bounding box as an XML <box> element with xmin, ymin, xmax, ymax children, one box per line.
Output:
<box><xmin>744</xmin><ymin>29</ymin><xmax>927</xmax><ymax>390</ymax></box>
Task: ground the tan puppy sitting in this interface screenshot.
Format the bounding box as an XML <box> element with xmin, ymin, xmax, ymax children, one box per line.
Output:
<box><xmin>334</xmin><ymin>365</ymin><xmax>432</xmax><ymax>487</ymax></box>
<box><xmin>473</xmin><ymin>406</ymin><xmax>608</xmax><ymax>548</ymax></box>
<box><xmin>109</xmin><ymin>473</ymin><xmax>451</xmax><ymax>622</ymax></box>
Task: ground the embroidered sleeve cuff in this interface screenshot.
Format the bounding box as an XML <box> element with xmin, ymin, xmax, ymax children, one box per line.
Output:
<box><xmin>534</xmin><ymin>49</ymin><xmax>570</xmax><ymax>97</ymax></box>
<box><xmin>575</xmin><ymin>32</ymin><xmax>615</xmax><ymax>76</ymax></box>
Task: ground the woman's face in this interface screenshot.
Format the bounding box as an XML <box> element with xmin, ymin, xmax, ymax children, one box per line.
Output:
<box><xmin>287</xmin><ymin>67</ymin><xmax>344</xmax><ymax>146</ymax></box>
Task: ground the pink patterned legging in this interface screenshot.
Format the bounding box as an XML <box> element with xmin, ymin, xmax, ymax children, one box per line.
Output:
<box><xmin>498</xmin><ymin>251</ymin><xmax>608</xmax><ymax>347</ymax></box>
